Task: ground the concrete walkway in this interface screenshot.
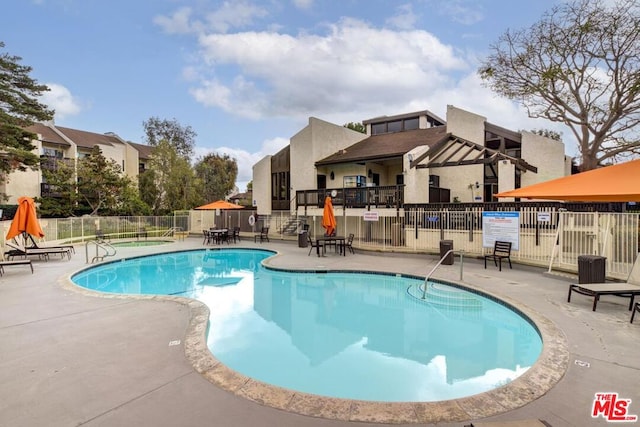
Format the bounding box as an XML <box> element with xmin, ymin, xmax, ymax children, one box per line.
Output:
<box><xmin>0</xmin><ymin>237</ymin><xmax>638</xmax><ymax>427</ymax></box>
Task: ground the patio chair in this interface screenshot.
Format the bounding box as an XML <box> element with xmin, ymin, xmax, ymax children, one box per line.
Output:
<box><xmin>631</xmin><ymin>301</ymin><xmax>640</xmax><ymax>324</ymax></box>
<box><xmin>307</xmin><ymin>234</ymin><xmax>323</xmax><ymax>257</ymax></box>
<box><xmin>232</xmin><ymin>227</ymin><xmax>241</xmax><ymax>243</ymax></box>
<box><xmin>484</xmin><ymin>241</ymin><xmax>512</xmax><ymax>271</ymax></box>
<box><xmin>568</xmin><ymin>252</ymin><xmax>640</xmax><ymax>312</ymax></box>
<box><xmin>254</xmin><ymin>227</ymin><xmax>269</xmax><ymax>243</ymax></box>
<box><xmin>95</xmin><ymin>229</ymin><xmax>109</xmax><ymax>243</ymax></box>
<box><xmin>345</xmin><ymin>233</ymin><xmax>355</xmax><ymax>254</ymax></box>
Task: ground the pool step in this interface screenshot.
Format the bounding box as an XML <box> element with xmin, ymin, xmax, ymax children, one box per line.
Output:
<box><xmin>421</xmin><ymin>282</ymin><xmax>483</xmax><ymax>309</ymax></box>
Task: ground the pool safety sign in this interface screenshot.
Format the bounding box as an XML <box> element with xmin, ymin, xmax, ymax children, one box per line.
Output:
<box><xmin>363</xmin><ymin>211</ymin><xmax>379</xmax><ymax>221</ymax></box>
<box><xmin>482</xmin><ymin>211</ymin><xmax>520</xmax><ymax>250</ymax></box>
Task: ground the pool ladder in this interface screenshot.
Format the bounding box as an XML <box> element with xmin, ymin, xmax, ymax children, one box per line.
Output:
<box><xmin>421</xmin><ymin>249</ymin><xmax>465</xmax><ymax>299</ymax></box>
<box><xmin>85</xmin><ymin>240</ymin><xmax>117</xmax><ymax>263</ymax></box>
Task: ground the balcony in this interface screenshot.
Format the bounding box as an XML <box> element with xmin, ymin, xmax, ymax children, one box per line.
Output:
<box><xmin>295</xmin><ymin>185</ymin><xmax>404</xmax><ymax>210</ymax></box>
<box><xmin>40</xmin><ymin>155</ymin><xmax>73</xmax><ymax>172</ymax></box>
<box><xmin>40</xmin><ymin>183</ymin><xmax>64</xmax><ymax>198</ymax></box>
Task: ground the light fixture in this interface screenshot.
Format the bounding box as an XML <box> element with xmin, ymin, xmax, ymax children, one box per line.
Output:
<box><xmin>330</xmin><ymin>171</ymin><xmax>335</xmax><ymax>180</ymax></box>
<box><xmin>368</xmin><ymin>169</ymin><xmax>372</xmax><ymax>178</ymax></box>
<box><xmin>475</xmin><ymin>181</ymin><xmax>480</xmax><ymax>189</ymax></box>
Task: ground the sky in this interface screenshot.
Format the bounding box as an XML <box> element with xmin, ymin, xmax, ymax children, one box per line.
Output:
<box><xmin>4</xmin><ymin>0</ymin><xmax>571</xmax><ymax>191</ymax></box>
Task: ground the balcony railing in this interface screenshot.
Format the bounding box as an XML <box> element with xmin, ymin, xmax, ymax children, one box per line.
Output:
<box><xmin>295</xmin><ymin>185</ymin><xmax>404</xmax><ymax>210</ymax></box>
<box><xmin>40</xmin><ymin>156</ymin><xmax>73</xmax><ymax>171</ymax></box>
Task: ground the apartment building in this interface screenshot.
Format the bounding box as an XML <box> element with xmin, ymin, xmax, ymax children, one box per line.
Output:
<box><xmin>252</xmin><ymin>105</ymin><xmax>571</xmax><ymax>216</ymax></box>
<box><xmin>1</xmin><ymin>122</ymin><xmax>150</xmax><ymax>204</ymax></box>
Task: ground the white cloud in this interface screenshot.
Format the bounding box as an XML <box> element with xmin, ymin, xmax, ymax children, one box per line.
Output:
<box><xmin>436</xmin><ymin>0</ymin><xmax>484</xmax><ymax>25</ymax></box>
<box><xmin>386</xmin><ymin>4</ymin><xmax>418</xmax><ymax>30</ymax></box>
<box><xmin>153</xmin><ymin>7</ymin><xmax>198</xmax><ymax>34</ymax></box>
<box><xmin>190</xmin><ymin>18</ymin><xmax>467</xmax><ymax>120</ymax></box>
<box><xmin>41</xmin><ymin>83</ymin><xmax>82</xmax><ymax>119</ymax></box>
<box><xmin>292</xmin><ymin>0</ymin><xmax>313</xmax><ymax>10</ymax></box>
<box><xmin>154</xmin><ymin>2</ymin><xmax>267</xmax><ymax>35</ymax></box>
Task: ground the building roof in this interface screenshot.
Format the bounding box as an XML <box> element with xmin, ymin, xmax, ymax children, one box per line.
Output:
<box><xmin>362</xmin><ymin>110</ymin><xmax>446</xmax><ymax>126</ymax></box>
<box><xmin>127</xmin><ymin>141</ymin><xmax>153</xmax><ymax>160</ymax></box>
<box><xmin>315</xmin><ymin>126</ymin><xmax>448</xmax><ymax>166</ymax></box>
<box><xmin>25</xmin><ymin>123</ymin><xmax>70</xmax><ymax>146</ymax></box>
<box><xmin>55</xmin><ymin>126</ymin><xmax>120</xmax><ymax>149</ymax></box>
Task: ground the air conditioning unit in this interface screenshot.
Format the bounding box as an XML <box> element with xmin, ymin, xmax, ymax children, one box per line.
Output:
<box><xmin>429</xmin><ymin>175</ymin><xmax>440</xmax><ymax>187</ymax></box>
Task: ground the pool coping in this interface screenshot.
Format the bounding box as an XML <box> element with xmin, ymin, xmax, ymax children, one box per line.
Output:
<box><xmin>60</xmin><ymin>248</ymin><xmax>569</xmax><ymax>424</ymax></box>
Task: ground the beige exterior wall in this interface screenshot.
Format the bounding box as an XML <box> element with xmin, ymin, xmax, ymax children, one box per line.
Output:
<box><xmin>446</xmin><ymin>105</ymin><xmax>485</xmax><ymax>143</ymax></box>
<box><xmin>252</xmin><ymin>155</ymin><xmax>272</xmax><ymax>215</ymax></box>
<box><xmin>123</xmin><ymin>143</ymin><xmax>140</xmax><ymax>180</ymax></box>
<box><xmin>520</xmin><ymin>131</ymin><xmax>566</xmax><ymax>188</ymax></box>
<box><xmin>403</xmin><ymin>147</ymin><xmax>430</xmax><ymax>204</ymax></box>
<box><xmin>290</xmin><ymin>117</ymin><xmax>367</xmax><ymax>194</ymax></box>
<box><xmin>498</xmin><ymin>160</ymin><xmax>516</xmax><ymax>200</ymax></box>
<box><xmin>434</xmin><ymin>164</ymin><xmax>484</xmax><ymax>203</ymax></box>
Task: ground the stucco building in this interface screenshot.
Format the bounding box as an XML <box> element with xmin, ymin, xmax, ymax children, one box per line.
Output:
<box><xmin>1</xmin><ymin>122</ymin><xmax>150</xmax><ymax>204</ymax></box>
<box><xmin>252</xmin><ymin>105</ymin><xmax>571</xmax><ymax>217</ymax></box>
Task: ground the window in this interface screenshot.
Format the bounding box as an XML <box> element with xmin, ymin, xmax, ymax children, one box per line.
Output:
<box><xmin>404</xmin><ymin>118</ymin><xmax>419</xmax><ymax>130</ymax></box>
<box><xmin>387</xmin><ymin>120</ymin><xmax>402</xmax><ymax>133</ymax></box>
<box><xmin>372</xmin><ymin>123</ymin><xmax>386</xmax><ymax>135</ymax></box>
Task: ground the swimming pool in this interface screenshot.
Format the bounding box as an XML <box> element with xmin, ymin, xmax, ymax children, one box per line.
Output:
<box><xmin>71</xmin><ymin>248</ymin><xmax>542</xmax><ymax>402</ymax></box>
<box><xmin>109</xmin><ymin>240</ymin><xmax>173</xmax><ymax>248</ymax></box>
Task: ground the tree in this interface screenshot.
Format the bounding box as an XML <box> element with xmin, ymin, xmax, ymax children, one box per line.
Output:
<box><xmin>35</xmin><ymin>159</ymin><xmax>77</xmax><ymax>217</ymax></box>
<box><xmin>194</xmin><ymin>153</ymin><xmax>238</xmax><ymax>203</ymax></box>
<box><xmin>142</xmin><ymin>117</ymin><xmax>196</xmax><ymax>159</ymax></box>
<box><xmin>344</xmin><ymin>122</ymin><xmax>366</xmax><ymax>133</ymax></box>
<box><xmin>0</xmin><ymin>42</ymin><xmax>54</xmax><ymax>199</ymax></box>
<box><xmin>526</xmin><ymin>129</ymin><xmax>563</xmax><ymax>141</ymax></box>
<box><xmin>140</xmin><ymin>140</ymin><xmax>201</xmax><ymax>215</ymax></box>
<box><xmin>479</xmin><ymin>0</ymin><xmax>640</xmax><ymax>170</ymax></box>
<box><xmin>76</xmin><ymin>146</ymin><xmax>126</xmax><ymax>215</ymax></box>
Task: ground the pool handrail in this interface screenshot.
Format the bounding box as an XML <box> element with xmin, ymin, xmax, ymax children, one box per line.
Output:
<box><xmin>421</xmin><ymin>249</ymin><xmax>465</xmax><ymax>299</ymax></box>
<box><xmin>85</xmin><ymin>240</ymin><xmax>117</xmax><ymax>264</ymax></box>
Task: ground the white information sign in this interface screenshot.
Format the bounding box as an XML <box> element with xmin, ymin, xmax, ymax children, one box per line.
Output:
<box><xmin>363</xmin><ymin>211</ymin><xmax>379</xmax><ymax>221</ymax></box>
<box><xmin>537</xmin><ymin>212</ymin><xmax>551</xmax><ymax>222</ymax></box>
<box><xmin>482</xmin><ymin>211</ymin><xmax>520</xmax><ymax>250</ymax></box>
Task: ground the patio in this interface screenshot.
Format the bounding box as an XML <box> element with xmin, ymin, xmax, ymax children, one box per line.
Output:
<box><xmin>0</xmin><ymin>236</ymin><xmax>637</xmax><ymax>426</ymax></box>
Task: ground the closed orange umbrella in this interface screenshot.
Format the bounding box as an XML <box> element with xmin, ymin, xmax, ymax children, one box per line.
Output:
<box><xmin>195</xmin><ymin>200</ymin><xmax>244</xmax><ymax>210</ymax></box>
<box><xmin>322</xmin><ymin>196</ymin><xmax>336</xmax><ymax>236</ymax></box>
<box><xmin>6</xmin><ymin>196</ymin><xmax>45</xmax><ymax>241</ymax></box>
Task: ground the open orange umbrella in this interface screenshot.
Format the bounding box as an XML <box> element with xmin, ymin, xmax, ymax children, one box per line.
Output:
<box><xmin>322</xmin><ymin>196</ymin><xmax>336</xmax><ymax>236</ymax></box>
<box><xmin>6</xmin><ymin>196</ymin><xmax>45</xmax><ymax>241</ymax></box>
<box><xmin>495</xmin><ymin>158</ymin><xmax>640</xmax><ymax>202</ymax></box>
<box><xmin>195</xmin><ymin>200</ymin><xmax>244</xmax><ymax>210</ymax></box>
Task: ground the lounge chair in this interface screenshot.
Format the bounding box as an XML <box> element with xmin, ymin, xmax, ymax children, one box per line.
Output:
<box><xmin>568</xmin><ymin>252</ymin><xmax>640</xmax><ymax>312</ymax></box>
<box><xmin>0</xmin><ymin>259</ymin><xmax>34</xmax><ymax>275</ymax></box>
<box><xmin>25</xmin><ymin>233</ymin><xmax>75</xmax><ymax>254</ymax></box>
<box><xmin>5</xmin><ymin>240</ymin><xmax>72</xmax><ymax>261</ymax></box>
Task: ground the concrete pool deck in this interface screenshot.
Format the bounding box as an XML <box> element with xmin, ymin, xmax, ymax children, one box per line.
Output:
<box><xmin>0</xmin><ymin>237</ymin><xmax>638</xmax><ymax>427</ymax></box>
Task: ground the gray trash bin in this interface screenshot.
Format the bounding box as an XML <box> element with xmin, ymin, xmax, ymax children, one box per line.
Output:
<box><xmin>578</xmin><ymin>255</ymin><xmax>606</xmax><ymax>284</ymax></box>
<box><xmin>298</xmin><ymin>230</ymin><xmax>308</xmax><ymax>248</ymax></box>
<box><xmin>440</xmin><ymin>240</ymin><xmax>454</xmax><ymax>265</ymax></box>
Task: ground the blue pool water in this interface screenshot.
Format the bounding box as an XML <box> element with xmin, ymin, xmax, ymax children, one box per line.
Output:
<box><xmin>72</xmin><ymin>249</ymin><xmax>542</xmax><ymax>402</ymax></box>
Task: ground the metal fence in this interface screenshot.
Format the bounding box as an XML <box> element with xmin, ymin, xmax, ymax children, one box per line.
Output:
<box><xmin>1</xmin><ymin>215</ymin><xmax>190</xmax><ymax>245</ymax></box>
<box><xmin>258</xmin><ymin>209</ymin><xmax>640</xmax><ymax>280</ymax></box>
<box><xmin>3</xmin><ymin>209</ymin><xmax>638</xmax><ymax>280</ymax></box>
